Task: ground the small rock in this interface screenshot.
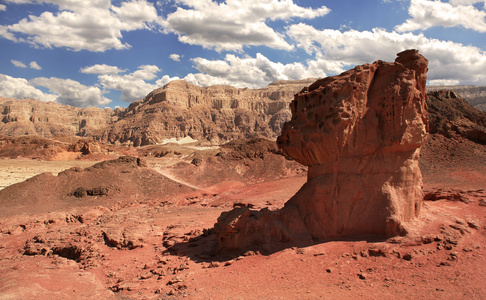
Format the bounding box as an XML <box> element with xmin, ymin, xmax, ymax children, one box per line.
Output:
<box><xmin>167</xmin><ymin>276</ymin><xmax>183</xmax><ymax>285</ymax></box>
<box><xmin>243</xmin><ymin>250</ymin><xmax>258</xmax><ymax>256</ymax></box>
<box><xmin>140</xmin><ymin>272</ymin><xmax>152</xmax><ymax>280</ymax></box>
<box><xmin>402</xmin><ymin>253</ymin><xmax>413</xmax><ymax>261</ymax></box>
<box><xmin>358</xmin><ymin>273</ymin><xmax>366</xmax><ymax>280</ymax></box>
<box><xmin>224</xmin><ymin>260</ymin><xmax>234</xmax><ymax>266</ymax></box>
<box><xmin>368</xmin><ymin>248</ymin><xmax>387</xmax><ymax>257</ymax></box>
<box><xmin>421</xmin><ymin>235</ymin><xmax>434</xmax><ymax>244</ymax></box>
<box><xmin>448</xmin><ymin>252</ymin><xmax>458</xmax><ymax>261</ymax></box>
<box><xmin>466</xmin><ymin>219</ymin><xmax>480</xmax><ymax>229</ymax></box>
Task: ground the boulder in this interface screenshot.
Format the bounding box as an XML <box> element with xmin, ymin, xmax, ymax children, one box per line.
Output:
<box><xmin>215</xmin><ymin>50</ymin><xmax>429</xmax><ymax>251</ymax></box>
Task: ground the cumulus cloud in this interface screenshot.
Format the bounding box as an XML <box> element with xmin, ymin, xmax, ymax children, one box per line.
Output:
<box><xmin>29</xmin><ymin>61</ymin><xmax>41</xmax><ymax>70</ymax></box>
<box><xmin>0</xmin><ymin>74</ymin><xmax>57</xmax><ymax>102</ymax></box>
<box><xmin>396</xmin><ymin>0</ymin><xmax>486</xmax><ymax>32</ymax></box>
<box><xmin>286</xmin><ymin>23</ymin><xmax>486</xmax><ymax>85</ymax></box>
<box><xmin>162</xmin><ymin>0</ymin><xmax>330</xmax><ymax>51</ymax></box>
<box><xmin>80</xmin><ymin>64</ymin><xmax>126</xmax><ymax>75</ymax></box>
<box><xmin>11</xmin><ymin>59</ymin><xmax>27</xmax><ymax>68</ymax></box>
<box><xmin>169</xmin><ymin>54</ymin><xmax>181</xmax><ymax>61</ymax></box>
<box><xmin>185</xmin><ymin>53</ymin><xmax>327</xmax><ymax>88</ymax></box>
<box><xmin>0</xmin><ymin>4</ymin><xmax>6</xmax><ymax>11</ymax></box>
<box><xmin>428</xmin><ymin>79</ymin><xmax>461</xmax><ymax>85</ymax></box>
<box><xmin>0</xmin><ymin>0</ymin><xmax>161</xmax><ymax>51</ymax></box>
<box><xmin>30</xmin><ymin>77</ymin><xmax>111</xmax><ymax>107</ymax></box>
<box><xmin>98</xmin><ymin>65</ymin><xmax>167</xmax><ymax>102</ymax></box>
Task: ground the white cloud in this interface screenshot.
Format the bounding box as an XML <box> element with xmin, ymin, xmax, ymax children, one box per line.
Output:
<box><xmin>169</xmin><ymin>53</ymin><xmax>181</xmax><ymax>61</ymax></box>
<box><xmin>428</xmin><ymin>79</ymin><xmax>460</xmax><ymax>85</ymax></box>
<box><xmin>0</xmin><ymin>74</ymin><xmax>57</xmax><ymax>102</ymax></box>
<box><xmin>80</xmin><ymin>64</ymin><xmax>126</xmax><ymax>75</ymax></box>
<box><xmin>286</xmin><ymin>23</ymin><xmax>486</xmax><ymax>85</ymax></box>
<box><xmin>98</xmin><ymin>65</ymin><xmax>166</xmax><ymax>102</ymax></box>
<box><xmin>0</xmin><ymin>4</ymin><xmax>6</xmax><ymax>11</ymax></box>
<box><xmin>29</xmin><ymin>61</ymin><xmax>41</xmax><ymax>70</ymax></box>
<box><xmin>0</xmin><ymin>0</ymin><xmax>161</xmax><ymax>52</ymax></box>
<box><xmin>186</xmin><ymin>53</ymin><xmax>327</xmax><ymax>88</ymax></box>
<box><xmin>30</xmin><ymin>77</ymin><xmax>111</xmax><ymax>107</ymax></box>
<box><xmin>162</xmin><ymin>0</ymin><xmax>330</xmax><ymax>51</ymax></box>
<box><xmin>396</xmin><ymin>0</ymin><xmax>486</xmax><ymax>32</ymax></box>
<box><xmin>155</xmin><ymin>74</ymin><xmax>181</xmax><ymax>87</ymax></box>
<box><xmin>11</xmin><ymin>59</ymin><xmax>27</xmax><ymax>68</ymax></box>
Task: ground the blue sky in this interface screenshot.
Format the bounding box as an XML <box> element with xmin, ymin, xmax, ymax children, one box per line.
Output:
<box><xmin>0</xmin><ymin>0</ymin><xmax>485</xmax><ymax>108</ymax></box>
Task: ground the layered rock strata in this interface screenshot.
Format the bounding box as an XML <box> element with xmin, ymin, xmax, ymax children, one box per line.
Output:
<box><xmin>91</xmin><ymin>79</ymin><xmax>315</xmax><ymax>145</ymax></box>
<box><xmin>215</xmin><ymin>50</ymin><xmax>429</xmax><ymax>251</ymax></box>
<box><xmin>0</xmin><ymin>97</ymin><xmax>120</xmax><ymax>137</ymax></box>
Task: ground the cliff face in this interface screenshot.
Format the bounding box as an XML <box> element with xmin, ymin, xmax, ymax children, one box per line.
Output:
<box><xmin>90</xmin><ymin>79</ymin><xmax>316</xmax><ymax>146</ymax></box>
<box><xmin>0</xmin><ymin>97</ymin><xmax>120</xmax><ymax>137</ymax></box>
<box><xmin>427</xmin><ymin>85</ymin><xmax>486</xmax><ymax>112</ymax></box>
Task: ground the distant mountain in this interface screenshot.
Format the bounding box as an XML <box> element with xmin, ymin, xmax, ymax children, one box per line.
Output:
<box><xmin>0</xmin><ymin>97</ymin><xmax>122</xmax><ymax>137</ymax></box>
<box><xmin>427</xmin><ymin>85</ymin><xmax>486</xmax><ymax>112</ymax></box>
<box><xmin>427</xmin><ymin>90</ymin><xmax>486</xmax><ymax>144</ymax></box>
<box><xmin>89</xmin><ymin>79</ymin><xmax>316</xmax><ymax>146</ymax></box>
<box><xmin>0</xmin><ymin>79</ymin><xmax>315</xmax><ymax>145</ymax></box>
<box><xmin>1</xmin><ymin>81</ymin><xmax>485</xmax><ymax>146</ymax></box>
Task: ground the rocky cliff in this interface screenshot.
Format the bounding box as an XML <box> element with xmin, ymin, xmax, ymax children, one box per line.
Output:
<box><xmin>90</xmin><ymin>79</ymin><xmax>315</xmax><ymax>146</ymax></box>
<box><xmin>215</xmin><ymin>50</ymin><xmax>429</xmax><ymax>251</ymax></box>
<box><xmin>427</xmin><ymin>85</ymin><xmax>486</xmax><ymax>112</ymax></box>
<box><xmin>0</xmin><ymin>97</ymin><xmax>121</xmax><ymax>137</ymax></box>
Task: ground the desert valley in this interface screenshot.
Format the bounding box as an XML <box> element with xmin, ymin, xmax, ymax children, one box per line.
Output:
<box><xmin>0</xmin><ymin>50</ymin><xmax>486</xmax><ymax>300</ymax></box>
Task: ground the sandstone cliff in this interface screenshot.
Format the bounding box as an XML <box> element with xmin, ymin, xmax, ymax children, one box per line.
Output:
<box><xmin>90</xmin><ymin>79</ymin><xmax>315</xmax><ymax>146</ymax></box>
<box><xmin>0</xmin><ymin>97</ymin><xmax>121</xmax><ymax>137</ymax></box>
<box><xmin>215</xmin><ymin>50</ymin><xmax>429</xmax><ymax>251</ymax></box>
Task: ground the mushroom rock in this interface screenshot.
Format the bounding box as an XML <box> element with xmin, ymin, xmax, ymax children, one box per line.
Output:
<box><xmin>214</xmin><ymin>50</ymin><xmax>429</xmax><ymax>252</ymax></box>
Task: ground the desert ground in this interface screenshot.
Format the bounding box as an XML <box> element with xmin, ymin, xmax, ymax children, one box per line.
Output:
<box><xmin>0</xmin><ymin>132</ymin><xmax>484</xmax><ymax>300</ymax></box>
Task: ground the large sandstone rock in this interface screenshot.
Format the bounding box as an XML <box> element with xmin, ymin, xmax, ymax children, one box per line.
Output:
<box><xmin>215</xmin><ymin>50</ymin><xmax>429</xmax><ymax>252</ymax></box>
<box><xmin>90</xmin><ymin>79</ymin><xmax>315</xmax><ymax>146</ymax></box>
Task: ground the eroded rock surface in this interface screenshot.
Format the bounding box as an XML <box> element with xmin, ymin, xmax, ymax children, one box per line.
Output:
<box><xmin>215</xmin><ymin>50</ymin><xmax>429</xmax><ymax>251</ymax></box>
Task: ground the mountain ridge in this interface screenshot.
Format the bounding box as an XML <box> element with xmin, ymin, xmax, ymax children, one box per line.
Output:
<box><xmin>1</xmin><ymin>80</ymin><xmax>485</xmax><ymax>146</ymax></box>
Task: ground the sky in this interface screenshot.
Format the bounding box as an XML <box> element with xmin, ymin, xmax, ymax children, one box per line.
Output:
<box><xmin>0</xmin><ymin>0</ymin><xmax>485</xmax><ymax>109</ymax></box>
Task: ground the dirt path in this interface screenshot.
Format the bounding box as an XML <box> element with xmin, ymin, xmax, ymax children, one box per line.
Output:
<box><xmin>154</xmin><ymin>168</ymin><xmax>202</xmax><ymax>190</ymax></box>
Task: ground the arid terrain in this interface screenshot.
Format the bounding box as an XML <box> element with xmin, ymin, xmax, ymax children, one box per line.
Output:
<box><xmin>1</xmin><ymin>81</ymin><xmax>486</xmax><ymax>299</ymax></box>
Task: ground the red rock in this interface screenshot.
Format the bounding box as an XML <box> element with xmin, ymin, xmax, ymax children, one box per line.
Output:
<box><xmin>215</xmin><ymin>50</ymin><xmax>429</xmax><ymax>251</ymax></box>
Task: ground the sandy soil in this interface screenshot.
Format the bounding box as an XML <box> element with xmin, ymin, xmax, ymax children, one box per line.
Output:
<box><xmin>0</xmin><ymin>159</ymin><xmax>98</xmax><ymax>190</ymax></box>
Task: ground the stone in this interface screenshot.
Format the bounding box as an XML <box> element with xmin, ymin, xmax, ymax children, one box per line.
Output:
<box><xmin>215</xmin><ymin>50</ymin><xmax>429</xmax><ymax>252</ymax></box>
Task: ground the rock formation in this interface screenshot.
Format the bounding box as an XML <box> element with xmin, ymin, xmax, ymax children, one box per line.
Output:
<box><xmin>90</xmin><ymin>79</ymin><xmax>315</xmax><ymax>146</ymax></box>
<box><xmin>427</xmin><ymin>85</ymin><xmax>486</xmax><ymax>112</ymax></box>
<box><xmin>427</xmin><ymin>90</ymin><xmax>486</xmax><ymax>144</ymax></box>
<box><xmin>0</xmin><ymin>97</ymin><xmax>120</xmax><ymax>137</ymax></box>
<box><xmin>215</xmin><ymin>50</ymin><xmax>429</xmax><ymax>251</ymax></box>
